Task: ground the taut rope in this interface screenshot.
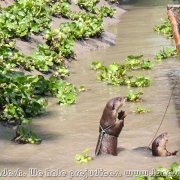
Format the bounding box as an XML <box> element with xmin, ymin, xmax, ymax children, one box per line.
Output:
<box><xmin>148</xmin><ymin>79</ymin><xmax>178</xmax><ymax>148</ymax></box>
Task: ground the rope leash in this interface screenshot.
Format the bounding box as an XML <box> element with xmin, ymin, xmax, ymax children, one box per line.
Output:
<box><xmin>148</xmin><ymin>79</ymin><xmax>178</xmax><ymax>148</ymax></box>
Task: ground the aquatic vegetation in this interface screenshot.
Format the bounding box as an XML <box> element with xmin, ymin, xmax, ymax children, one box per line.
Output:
<box><xmin>45</xmin><ymin>15</ymin><xmax>103</xmax><ymax>58</ymax></box>
<box><xmin>75</xmin><ymin>148</ymin><xmax>93</xmax><ymax>164</ymax></box>
<box><xmin>125</xmin><ymin>55</ymin><xmax>153</xmax><ymax>70</ymax></box>
<box><xmin>78</xmin><ymin>85</ymin><xmax>87</xmax><ymax>92</ymax></box>
<box><xmin>156</xmin><ymin>47</ymin><xmax>178</xmax><ymax>61</ymax></box>
<box><xmin>91</xmin><ymin>59</ymin><xmax>151</xmax><ymax>87</ymax></box>
<box><xmin>77</xmin><ymin>0</ymin><xmax>115</xmax><ymax>17</ymax></box>
<box><xmin>128</xmin><ymin>76</ymin><xmax>151</xmax><ymax>87</ymax></box>
<box><xmin>0</xmin><ymin>65</ymin><xmax>80</xmax><ymax>143</ymax></box>
<box><xmin>78</xmin><ymin>0</ymin><xmax>100</xmax><ymax>13</ymax></box>
<box><xmin>125</xmin><ymin>55</ymin><xmax>144</xmax><ymax>70</ymax></box>
<box><xmin>99</xmin><ymin>6</ymin><xmax>115</xmax><ymax>18</ymax></box>
<box><xmin>0</xmin><ymin>43</ymin><xmax>69</xmax><ymax>78</ymax></box>
<box><xmin>0</xmin><ymin>0</ymin><xmax>51</xmax><ymax>39</ymax></box>
<box><xmin>0</xmin><ymin>0</ymin><xmax>118</xmax><ymax>144</ymax></box>
<box><xmin>141</xmin><ymin>59</ymin><xmax>154</xmax><ymax>70</ymax></box>
<box><xmin>91</xmin><ymin>61</ymin><xmax>104</xmax><ymax>70</ymax></box>
<box><xmin>51</xmin><ymin>1</ymin><xmax>71</xmax><ymax>18</ymax></box>
<box><xmin>96</xmin><ymin>63</ymin><xmax>127</xmax><ymax>85</ymax></box>
<box><xmin>14</xmin><ymin>126</ymin><xmax>42</xmax><ymax>144</ymax></box>
<box><xmin>134</xmin><ymin>106</ymin><xmax>150</xmax><ymax>114</ymax></box>
<box><xmin>45</xmin><ymin>0</ymin><xmax>115</xmax><ymax>58</ymax></box>
<box><xmin>154</xmin><ymin>18</ymin><xmax>172</xmax><ymax>38</ymax></box>
<box><xmin>48</xmin><ymin>76</ymin><xmax>78</xmax><ymax>105</ymax></box>
<box><xmin>137</xmin><ymin>162</ymin><xmax>180</xmax><ymax>180</ymax></box>
<box><xmin>45</xmin><ymin>23</ymin><xmax>75</xmax><ymax>58</ymax></box>
<box><xmin>126</xmin><ymin>90</ymin><xmax>143</xmax><ymax>102</ymax></box>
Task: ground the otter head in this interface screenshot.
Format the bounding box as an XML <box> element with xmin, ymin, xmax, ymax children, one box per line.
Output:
<box><xmin>152</xmin><ymin>132</ymin><xmax>168</xmax><ymax>151</ymax></box>
<box><xmin>100</xmin><ymin>97</ymin><xmax>126</xmax><ymax>128</ymax></box>
<box><xmin>157</xmin><ymin>132</ymin><xmax>168</xmax><ymax>148</ymax></box>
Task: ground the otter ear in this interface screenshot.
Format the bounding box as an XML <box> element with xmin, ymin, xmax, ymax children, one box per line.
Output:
<box><xmin>156</xmin><ymin>142</ymin><xmax>159</xmax><ymax>147</ymax></box>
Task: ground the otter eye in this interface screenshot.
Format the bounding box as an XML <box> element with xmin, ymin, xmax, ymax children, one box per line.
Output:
<box><xmin>156</xmin><ymin>142</ymin><xmax>159</xmax><ymax>147</ymax></box>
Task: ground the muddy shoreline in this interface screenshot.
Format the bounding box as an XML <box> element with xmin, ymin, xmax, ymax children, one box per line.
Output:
<box><xmin>0</xmin><ymin>0</ymin><xmax>126</xmax><ymax>58</ymax></box>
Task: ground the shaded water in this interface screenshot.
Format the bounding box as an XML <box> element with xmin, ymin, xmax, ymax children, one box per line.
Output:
<box><xmin>0</xmin><ymin>1</ymin><xmax>180</xmax><ymax>180</ymax></box>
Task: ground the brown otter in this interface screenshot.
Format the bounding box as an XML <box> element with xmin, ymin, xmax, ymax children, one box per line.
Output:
<box><xmin>152</xmin><ymin>132</ymin><xmax>179</xmax><ymax>156</ymax></box>
<box><xmin>95</xmin><ymin>97</ymin><xmax>126</xmax><ymax>156</ymax></box>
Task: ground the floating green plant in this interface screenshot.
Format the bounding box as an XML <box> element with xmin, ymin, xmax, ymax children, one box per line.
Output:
<box><xmin>91</xmin><ymin>61</ymin><xmax>104</xmax><ymax>70</ymax></box>
<box><xmin>0</xmin><ymin>0</ymin><xmax>118</xmax><ymax>144</ymax></box>
<box><xmin>156</xmin><ymin>47</ymin><xmax>178</xmax><ymax>61</ymax></box>
<box><xmin>128</xmin><ymin>76</ymin><xmax>151</xmax><ymax>87</ymax></box>
<box><xmin>14</xmin><ymin>126</ymin><xmax>42</xmax><ymax>144</ymax></box>
<box><xmin>91</xmin><ymin>59</ymin><xmax>151</xmax><ymax>87</ymax></box>
<box><xmin>137</xmin><ymin>162</ymin><xmax>180</xmax><ymax>180</ymax></box>
<box><xmin>126</xmin><ymin>90</ymin><xmax>143</xmax><ymax>102</ymax></box>
<box><xmin>78</xmin><ymin>85</ymin><xmax>87</xmax><ymax>92</ymax></box>
<box><xmin>75</xmin><ymin>148</ymin><xmax>93</xmax><ymax>164</ymax></box>
<box><xmin>154</xmin><ymin>18</ymin><xmax>172</xmax><ymax>38</ymax></box>
<box><xmin>134</xmin><ymin>106</ymin><xmax>150</xmax><ymax>114</ymax></box>
<box><xmin>0</xmin><ymin>66</ymin><xmax>80</xmax><ymax>143</ymax></box>
<box><xmin>125</xmin><ymin>55</ymin><xmax>153</xmax><ymax>70</ymax></box>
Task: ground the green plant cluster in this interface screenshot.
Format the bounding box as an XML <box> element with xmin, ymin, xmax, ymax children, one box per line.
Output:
<box><xmin>0</xmin><ymin>0</ymin><xmax>118</xmax><ymax>144</ymax></box>
<box><xmin>77</xmin><ymin>0</ymin><xmax>116</xmax><ymax>17</ymax></box>
<box><xmin>14</xmin><ymin>126</ymin><xmax>42</xmax><ymax>144</ymax></box>
<box><xmin>0</xmin><ymin>64</ymin><xmax>79</xmax><ymax>143</ymax></box>
<box><xmin>91</xmin><ymin>55</ymin><xmax>152</xmax><ymax>87</ymax></box>
<box><xmin>0</xmin><ymin>43</ymin><xmax>69</xmax><ymax>78</ymax></box>
<box><xmin>154</xmin><ymin>18</ymin><xmax>172</xmax><ymax>38</ymax></box>
<box><xmin>0</xmin><ymin>0</ymin><xmax>71</xmax><ymax>78</ymax></box>
<box><xmin>125</xmin><ymin>55</ymin><xmax>154</xmax><ymax>70</ymax></box>
<box><xmin>0</xmin><ymin>0</ymin><xmax>51</xmax><ymax>40</ymax></box>
<box><xmin>45</xmin><ymin>14</ymin><xmax>103</xmax><ymax>58</ymax></box>
<box><xmin>99</xmin><ymin>5</ymin><xmax>115</xmax><ymax>18</ymax></box>
<box><xmin>134</xmin><ymin>106</ymin><xmax>150</xmax><ymax>114</ymax></box>
<box><xmin>75</xmin><ymin>148</ymin><xmax>93</xmax><ymax>164</ymax></box>
<box><xmin>91</xmin><ymin>47</ymin><xmax>177</xmax><ymax>113</ymax></box>
<box><xmin>156</xmin><ymin>47</ymin><xmax>178</xmax><ymax>61</ymax></box>
<box><xmin>126</xmin><ymin>90</ymin><xmax>143</xmax><ymax>102</ymax></box>
<box><xmin>138</xmin><ymin>162</ymin><xmax>180</xmax><ymax>180</ymax></box>
<box><xmin>51</xmin><ymin>1</ymin><xmax>71</xmax><ymax>18</ymax></box>
<box><xmin>78</xmin><ymin>0</ymin><xmax>100</xmax><ymax>13</ymax></box>
<box><xmin>45</xmin><ymin>0</ymin><xmax>115</xmax><ymax>58</ymax></box>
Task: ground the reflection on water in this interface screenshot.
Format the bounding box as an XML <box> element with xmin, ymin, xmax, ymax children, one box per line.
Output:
<box><xmin>0</xmin><ymin>0</ymin><xmax>180</xmax><ymax>179</ymax></box>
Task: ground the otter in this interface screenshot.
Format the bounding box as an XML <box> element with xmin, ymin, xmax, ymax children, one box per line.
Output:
<box><xmin>152</xmin><ymin>132</ymin><xmax>179</xmax><ymax>156</ymax></box>
<box><xmin>95</xmin><ymin>97</ymin><xmax>126</xmax><ymax>156</ymax></box>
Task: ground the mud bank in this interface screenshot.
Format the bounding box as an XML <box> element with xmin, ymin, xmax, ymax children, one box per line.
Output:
<box><xmin>0</xmin><ymin>0</ymin><xmax>126</xmax><ymax>57</ymax></box>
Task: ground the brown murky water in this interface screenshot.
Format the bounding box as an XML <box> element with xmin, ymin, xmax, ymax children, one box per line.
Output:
<box><xmin>0</xmin><ymin>1</ymin><xmax>180</xmax><ymax>180</ymax></box>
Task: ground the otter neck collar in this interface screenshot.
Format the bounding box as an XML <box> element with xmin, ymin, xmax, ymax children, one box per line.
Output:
<box><xmin>100</xmin><ymin>121</ymin><xmax>117</xmax><ymax>138</ymax></box>
<box><xmin>95</xmin><ymin>123</ymin><xmax>117</xmax><ymax>156</ymax></box>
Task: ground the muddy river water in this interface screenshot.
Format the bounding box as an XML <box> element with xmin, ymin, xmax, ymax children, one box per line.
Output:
<box><xmin>0</xmin><ymin>0</ymin><xmax>180</xmax><ymax>180</ymax></box>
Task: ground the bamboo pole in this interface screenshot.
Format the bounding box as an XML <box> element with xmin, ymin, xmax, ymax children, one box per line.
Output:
<box><xmin>167</xmin><ymin>5</ymin><xmax>180</xmax><ymax>54</ymax></box>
